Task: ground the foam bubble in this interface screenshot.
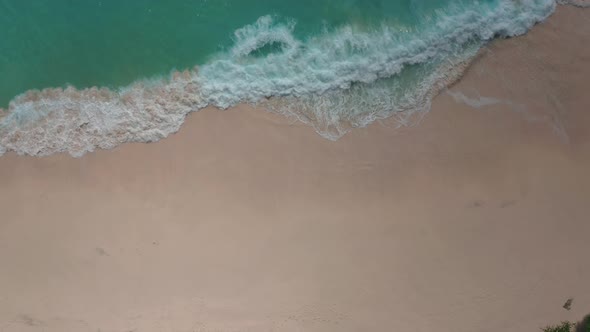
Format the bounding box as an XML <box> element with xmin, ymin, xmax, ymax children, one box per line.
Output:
<box><xmin>230</xmin><ymin>15</ymin><xmax>300</xmax><ymax>58</ymax></box>
<box><xmin>0</xmin><ymin>71</ymin><xmax>205</xmax><ymax>157</ymax></box>
<box><xmin>0</xmin><ymin>0</ymin><xmax>563</xmax><ymax>157</ymax></box>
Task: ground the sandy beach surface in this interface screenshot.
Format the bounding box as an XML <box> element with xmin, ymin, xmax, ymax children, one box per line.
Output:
<box><xmin>1</xmin><ymin>5</ymin><xmax>589</xmax><ymax>332</ymax></box>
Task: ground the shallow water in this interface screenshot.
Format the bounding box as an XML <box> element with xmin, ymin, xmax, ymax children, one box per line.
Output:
<box><xmin>0</xmin><ymin>0</ymin><xmax>566</xmax><ymax>156</ymax></box>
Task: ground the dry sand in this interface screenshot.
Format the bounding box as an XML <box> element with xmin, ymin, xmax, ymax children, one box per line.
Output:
<box><xmin>1</xmin><ymin>5</ymin><xmax>589</xmax><ymax>332</ymax></box>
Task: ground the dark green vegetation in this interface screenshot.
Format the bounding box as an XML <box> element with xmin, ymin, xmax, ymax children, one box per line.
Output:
<box><xmin>542</xmin><ymin>321</ymin><xmax>575</xmax><ymax>332</ymax></box>
<box><xmin>542</xmin><ymin>314</ymin><xmax>590</xmax><ymax>332</ymax></box>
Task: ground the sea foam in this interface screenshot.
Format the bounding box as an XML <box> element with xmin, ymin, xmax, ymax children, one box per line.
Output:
<box><xmin>0</xmin><ymin>0</ymin><xmax>562</xmax><ymax>156</ymax></box>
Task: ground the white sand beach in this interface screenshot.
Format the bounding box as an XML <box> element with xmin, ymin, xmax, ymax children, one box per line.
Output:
<box><xmin>0</xmin><ymin>5</ymin><xmax>589</xmax><ymax>332</ymax></box>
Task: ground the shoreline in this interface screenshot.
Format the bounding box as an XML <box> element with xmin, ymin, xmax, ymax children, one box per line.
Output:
<box><xmin>0</xmin><ymin>0</ymin><xmax>563</xmax><ymax>157</ymax></box>
<box><xmin>0</xmin><ymin>4</ymin><xmax>589</xmax><ymax>332</ymax></box>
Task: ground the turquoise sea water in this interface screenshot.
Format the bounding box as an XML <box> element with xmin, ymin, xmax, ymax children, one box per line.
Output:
<box><xmin>0</xmin><ymin>0</ymin><xmax>448</xmax><ymax>107</ymax></box>
<box><xmin>0</xmin><ymin>0</ymin><xmax>564</xmax><ymax>156</ymax></box>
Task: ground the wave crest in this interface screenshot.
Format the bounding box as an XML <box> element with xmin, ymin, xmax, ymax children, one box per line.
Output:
<box><xmin>0</xmin><ymin>0</ymin><xmax>561</xmax><ymax>157</ymax></box>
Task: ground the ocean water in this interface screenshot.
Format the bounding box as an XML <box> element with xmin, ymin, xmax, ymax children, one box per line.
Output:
<box><xmin>0</xmin><ymin>0</ymin><xmax>576</xmax><ymax>156</ymax></box>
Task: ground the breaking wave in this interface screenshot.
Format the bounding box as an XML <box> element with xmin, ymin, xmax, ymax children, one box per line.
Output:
<box><xmin>0</xmin><ymin>0</ymin><xmax>564</xmax><ymax>157</ymax></box>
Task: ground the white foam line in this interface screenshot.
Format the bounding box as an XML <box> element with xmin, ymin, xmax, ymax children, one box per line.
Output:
<box><xmin>0</xmin><ymin>0</ymin><xmax>562</xmax><ymax>157</ymax></box>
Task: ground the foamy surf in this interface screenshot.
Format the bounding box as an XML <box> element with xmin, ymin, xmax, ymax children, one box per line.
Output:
<box><xmin>0</xmin><ymin>0</ymin><xmax>567</xmax><ymax>157</ymax></box>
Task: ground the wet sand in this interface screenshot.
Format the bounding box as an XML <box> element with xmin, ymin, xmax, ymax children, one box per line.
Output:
<box><xmin>1</xmin><ymin>5</ymin><xmax>589</xmax><ymax>332</ymax></box>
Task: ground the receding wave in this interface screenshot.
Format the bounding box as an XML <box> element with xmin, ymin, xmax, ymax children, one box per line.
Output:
<box><xmin>0</xmin><ymin>0</ymin><xmax>565</xmax><ymax>157</ymax></box>
<box><xmin>558</xmin><ymin>0</ymin><xmax>590</xmax><ymax>7</ymax></box>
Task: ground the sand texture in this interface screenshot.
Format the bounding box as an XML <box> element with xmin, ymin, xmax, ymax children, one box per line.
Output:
<box><xmin>0</xmin><ymin>5</ymin><xmax>589</xmax><ymax>332</ymax></box>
